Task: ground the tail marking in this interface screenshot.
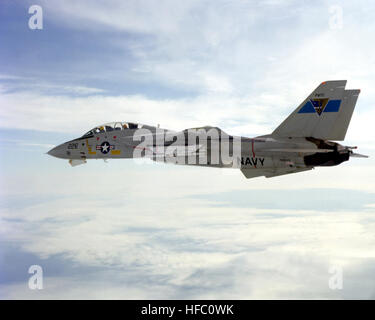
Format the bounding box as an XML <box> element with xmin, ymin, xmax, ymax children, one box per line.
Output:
<box><xmin>298</xmin><ymin>99</ymin><xmax>341</xmax><ymax>116</ymax></box>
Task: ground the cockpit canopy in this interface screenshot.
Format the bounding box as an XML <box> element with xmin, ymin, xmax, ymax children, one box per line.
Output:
<box><xmin>82</xmin><ymin>122</ymin><xmax>143</xmax><ymax>137</ymax></box>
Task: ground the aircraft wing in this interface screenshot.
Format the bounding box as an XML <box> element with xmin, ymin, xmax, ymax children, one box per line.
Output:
<box><xmin>241</xmin><ymin>167</ymin><xmax>313</xmax><ymax>179</ymax></box>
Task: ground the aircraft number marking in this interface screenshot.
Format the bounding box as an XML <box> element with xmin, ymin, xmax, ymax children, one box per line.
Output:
<box><xmin>68</xmin><ymin>142</ymin><xmax>78</xmax><ymax>149</ymax></box>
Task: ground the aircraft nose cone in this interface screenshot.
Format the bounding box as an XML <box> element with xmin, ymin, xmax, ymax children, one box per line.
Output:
<box><xmin>47</xmin><ymin>144</ymin><xmax>66</xmax><ymax>159</ymax></box>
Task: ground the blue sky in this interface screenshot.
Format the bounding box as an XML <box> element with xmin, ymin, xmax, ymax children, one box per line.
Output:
<box><xmin>1</xmin><ymin>0</ymin><xmax>375</xmax><ymax>299</ymax></box>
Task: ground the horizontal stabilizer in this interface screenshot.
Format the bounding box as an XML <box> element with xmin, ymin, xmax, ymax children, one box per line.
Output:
<box><xmin>350</xmin><ymin>152</ymin><xmax>369</xmax><ymax>158</ymax></box>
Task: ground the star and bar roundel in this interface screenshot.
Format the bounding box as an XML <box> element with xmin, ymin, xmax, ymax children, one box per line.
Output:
<box><xmin>96</xmin><ymin>141</ymin><xmax>114</xmax><ymax>154</ymax></box>
<box><xmin>298</xmin><ymin>98</ymin><xmax>341</xmax><ymax>116</ymax></box>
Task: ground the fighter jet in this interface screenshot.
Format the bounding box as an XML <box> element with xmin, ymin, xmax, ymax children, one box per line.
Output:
<box><xmin>48</xmin><ymin>80</ymin><xmax>368</xmax><ymax>179</ymax></box>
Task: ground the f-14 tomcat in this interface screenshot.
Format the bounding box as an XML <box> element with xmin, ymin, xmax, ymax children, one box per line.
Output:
<box><xmin>48</xmin><ymin>80</ymin><xmax>367</xmax><ymax>179</ymax></box>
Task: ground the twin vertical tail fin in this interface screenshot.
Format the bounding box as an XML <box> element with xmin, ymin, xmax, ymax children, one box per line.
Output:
<box><xmin>272</xmin><ymin>80</ymin><xmax>360</xmax><ymax>141</ymax></box>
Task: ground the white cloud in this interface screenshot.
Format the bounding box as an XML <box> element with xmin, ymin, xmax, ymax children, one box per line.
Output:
<box><xmin>0</xmin><ymin>90</ymin><xmax>279</xmax><ymax>135</ymax></box>
<box><xmin>1</xmin><ymin>164</ymin><xmax>375</xmax><ymax>299</ymax></box>
<box><xmin>31</xmin><ymin>0</ymin><xmax>375</xmax><ymax>102</ymax></box>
